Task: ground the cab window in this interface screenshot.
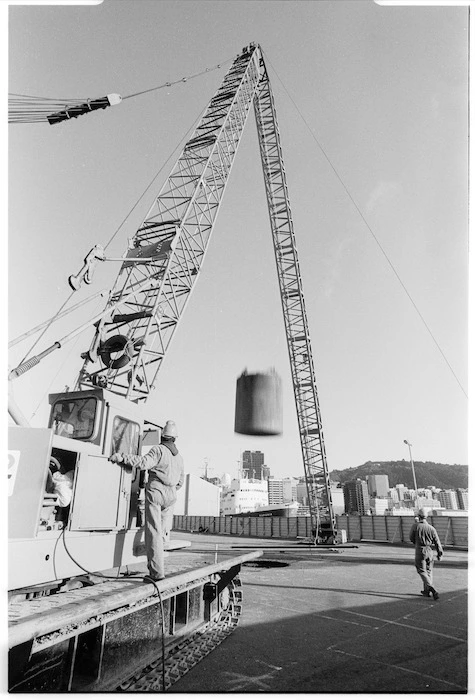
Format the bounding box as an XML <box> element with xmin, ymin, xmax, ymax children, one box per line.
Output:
<box><xmin>51</xmin><ymin>397</ymin><xmax>98</xmax><ymax>440</ymax></box>
<box><xmin>111</xmin><ymin>416</ymin><xmax>140</xmax><ymax>455</ymax></box>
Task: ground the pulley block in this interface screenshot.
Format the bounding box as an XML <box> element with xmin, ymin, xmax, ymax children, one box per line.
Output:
<box><xmin>98</xmin><ymin>334</ymin><xmax>135</xmax><ymax>369</ymax></box>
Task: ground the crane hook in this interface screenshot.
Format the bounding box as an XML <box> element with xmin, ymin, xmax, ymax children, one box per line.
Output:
<box><xmin>69</xmin><ymin>244</ymin><xmax>105</xmax><ymax>291</ymax></box>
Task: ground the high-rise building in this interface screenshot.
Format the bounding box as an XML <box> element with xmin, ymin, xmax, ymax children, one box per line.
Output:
<box><xmin>343</xmin><ymin>479</ymin><xmax>370</xmax><ymax>515</ymax></box>
<box><xmin>395</xmin><ymin>484</ymin><xmax>407</xmax><ymax>502</ymax></box>
<box><xmin>295</xmin><ymin>479</ymin><xmax>345</xmax><ymax>514</ymax></box>
<box><xmin>417</xmin><ymin>496</ymin><xmax>440</xmax><ymax>510</ymax></box>
<box><xmin>438</xmin><ymin>490</ymin><xmax>459</xmax><ymax>510</ymax></box>
<box><xmin>369</xmin><ymin>497</ymin><xmax>389</xmax><ymax>515</ymax></box>
<box><xmin>285</xmin><ymin>477</ymin><xmax>298</xmax><ymax>502</ymax></box>
<box><xmin>330</xmin><ymin>485</ymin><xmax>345</xmax><ymax>515</ymax></box>
<box><xmin>267</xmin><ymin>477</ymin><xmax>284</xmax><ymax>505</ymax></box>
<box><xmin>456</xmin><ymin>488</ymin><xmax>468</xmax><ymax>510</ymax></box>
<box><xmin>296</xmin><ymin>481</ymin><xmax>308</xmax><ymax>505</ymax></box>
<box><xmin>367</xmin><ymin>474</ymin><xmax>390</xmax><ymax>498</ymax></box>
<box><xmin>241</xmin><ymin>450</ymin><xmax>269</xmax><ymax>480</ymax></box>
<box><xmin>267</xmin><ymin>477</ymin><xmax>297</xmax><ymax>505</ymax></box>
<box><xmin>388</xmin><ymin>487</ymin><xmax>399</xmax><ymax>503</ymax></box>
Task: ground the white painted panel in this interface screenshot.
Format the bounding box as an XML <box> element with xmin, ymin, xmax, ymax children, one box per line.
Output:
<box><xmin>70</xmin><ymin>455</ymin><xmax>126</xmax><ymax>530</ymax></box>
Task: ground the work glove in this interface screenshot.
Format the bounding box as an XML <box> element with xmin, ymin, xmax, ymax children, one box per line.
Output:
<box><xmin>437</xmin><ymin>553</ymin><xmax>442</xmax><ymax>561</ymax></box>
<box><xmin>109</xmin><ymin>453</ymin><xmax>124</xmax><ymax>464</ymax></box>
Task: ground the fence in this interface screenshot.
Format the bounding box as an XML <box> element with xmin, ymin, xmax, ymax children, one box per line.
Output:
<box><xmin>172</xmin><ymin>513</ymin><xmax>468</xmax><ymax>548</ymax></box>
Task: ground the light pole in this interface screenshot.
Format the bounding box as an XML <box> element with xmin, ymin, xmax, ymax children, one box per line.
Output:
<box><xmin>404</xmin><ymin>439</ymin><xmax>419</xmax><ymax>511</ymax></box>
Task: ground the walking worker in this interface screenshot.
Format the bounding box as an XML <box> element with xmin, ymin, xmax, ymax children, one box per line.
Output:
<box><xmin>109</xmin><ymin>420</ymin><xmax>185</xmax><ymax>581</ymax></box>
<box><xmin>409</xmin><ymin>507</ymin><xmax>443</xmax><ymax>600</ymax></box>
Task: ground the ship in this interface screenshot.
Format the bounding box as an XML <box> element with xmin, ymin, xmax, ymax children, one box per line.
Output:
<box><xmin>238</xmin><ymin>501</ymin><xmax>300</xmax><ymax>518</ymax></box>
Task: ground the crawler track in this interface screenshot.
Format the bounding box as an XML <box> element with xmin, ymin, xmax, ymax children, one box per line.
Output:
<box><xmin>8</xmin><ymin>551</ymin><xmax>260</xmax><ymax>692</ymax></box>
<box><xmin>117</xmin><ymin>576</ymin><xmax>242</xmax><ymax>691</ymax></box>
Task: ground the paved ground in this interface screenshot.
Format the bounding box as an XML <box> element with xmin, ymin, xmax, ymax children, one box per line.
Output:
<box><xmin>168</xmin><ymin>533</ymin><xmax>468</xmax><ymax>693</ymax></box>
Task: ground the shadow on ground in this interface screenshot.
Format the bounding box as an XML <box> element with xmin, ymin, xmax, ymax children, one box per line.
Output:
<box><xmin>170</xmin><ymin>585</ymin><xmax>467</xmax><ymax>693</ymax></box>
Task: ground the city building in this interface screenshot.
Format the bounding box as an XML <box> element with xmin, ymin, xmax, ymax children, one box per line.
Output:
<box><xmin>294</xmin><ymin>479</ymin><xmax>344</xmax><ymax>515</ymax></box>
<box><xmin>296</xmin><ymin>480</ymin><xmax>308</xmax><ymax>505</ymax></box>
<box><xmin>417</xmin><ymin>496</ymin><xmax>440</xmax><ymax>511</ymax></box>
<box><xmin>174</xmin><ymin>474</ymin><xmax>220</xmax><ymax>517</ymax></box>
<box><xmin>395</xmin><ymin>483</ymin><xmax>410</xmax><ymax>502</ymax></box>
<box><xmin>456</xmin><ymin>488</ymin><xmax>468</xmax><ymax>510</ymax></box>
<box><xmin>283</xmin><ymin>477</ymin><xmax>298</xmax><ymax>503</ymax></box>
<box><xmin>388</xmin><ymin>487</ymin><xmax>399</xmax><ymax>503</ymax></box>
<box><xmin>389</xmin><ymin>505</ymin><xmax>417</xmax><ymax>516</ymax></box>
<box><xmin>220</xmin><ymin>477</ymin><xmax>268</xmax><ymax>515</ymax></box>
<box><xmin>369</xmin><ymin>497</ymin><xmax>389</xmax><ymax>515</ymax></box>
<box><xmin>431</xmin><ymin>508</ymin><xmax>467</xmax><ymax>517</ymax></box>
<box><xmin>367</xmin><ymin>474</ymin><xmax>390</xmax><ymax>498</ymax></box>
<box><xmin>330</xmin><ymin>484</ymin><xmax>345</xmax><ymax>515</ymax></box>
<box><xmin>438</xmin><ymin>490</ymin><xmax>459</xmax><ymax>510</ymax></box>
<box><xmin>343</xmin><ymin>479</ymin><xmax>370</xmax><ymax>515</ymax></box>
<box><xmin>267</xmin><ymin>477</ymin><xmax>298</xmax><ymax>505</ymax></box>
<box><xmin>241</xmin><ymin>450</ymin><xmax>270</xmax><ymax>480</ymax></box>
<box><xmin>217</xmin><ymin>470</ymin><xmax>469</xmax><ymax>519</ymax></box>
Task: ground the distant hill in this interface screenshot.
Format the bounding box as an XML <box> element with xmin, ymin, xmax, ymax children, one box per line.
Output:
<box><xmin>330</xmin><ymin>461</ymin><xmax>468</xmax><ymax>490</ymax></box>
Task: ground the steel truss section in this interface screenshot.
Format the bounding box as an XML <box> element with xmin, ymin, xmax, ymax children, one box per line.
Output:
<box><xmin>77</xmin><ymin>44</ymin><xmax>263</xmax><ymax>399</ymax></box>
<box><xmin>252</xmin><ymin>57</ymin><xmax>336</xmax><ymax>539</ymax></box>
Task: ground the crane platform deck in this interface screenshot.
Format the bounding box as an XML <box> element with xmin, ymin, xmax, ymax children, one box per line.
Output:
<box><xmin>8</xmin><ymin>546</ymin><xmax>263</xmax><ymax>692</ymax></box>
<box><xmin>168</xmin><ymin>532</ymin><xmax>469</xmax><ymax>694</ymax></box>
<box><xmin>8</xmin><ymin>547</ymin><xmax>262</xmax><ymax>646</ymax></box>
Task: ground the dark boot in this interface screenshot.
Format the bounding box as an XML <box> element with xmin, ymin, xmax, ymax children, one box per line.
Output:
<box><xmin>429</xmin><ymin>586</ymin><xmax>439</xmax><ymax>600</ymax></box>
<box><xmin>421</xmin><ymin>589</ymin><xmax>430</xmax><ymax>597</ymax></box>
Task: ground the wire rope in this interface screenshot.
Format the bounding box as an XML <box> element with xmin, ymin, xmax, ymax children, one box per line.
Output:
<box><xmin>28</xmin><ymin>297</ymin><xmax>105</xmax><ymax>420</ymax></box>
<box><xmin>9</xmin><ymin>289</ymin><xmax>106</xmax><ymax>348</ymax></box>
<box><xmin>12</xmin><ymin>99</ymin><xmax>209</xmax><ymax>367</ymax></box>
<box><xmin>19</xmin><ymin>291</ymin><xmax>75</xmax><ymax>365</ymax></box>
<box><xmin>102</xmin><ymin>98</ymin><xmax>210</xmax><ymax>252</ymax></box>
<box><xmin>263</xmin><ymin>51</ymin><xmax>467</xmax><ymax>399</ymax></box>
<box><xmin>61</xmin><ymin>526</ymin><xmax>166</xmax><ymax>679</ymax></box>
<box><xmin>122</xmin><ymin>58</ymin><xmax>232</xmax><ymax>100</ymax></box>
<box><xmin>8</xmin><ymin>56</ymin><xmax>233</xmax><ymax>124</ymax></box>
<box><xmin>10</xmin><ymin>54</ymin><xmax>232</xmax><ymax>364</ymax></box>
<box><xmin>58</xmin><ymin>526</ymin><xmax>167</xmax><ymax>688</ymax></box>
<box><xmin>11</xmin><ymin>523</ymin><xmax>167</xmax><ymax>690</ymax></box>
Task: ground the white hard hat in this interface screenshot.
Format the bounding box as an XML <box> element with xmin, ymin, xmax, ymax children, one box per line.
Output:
<box><xmin>418</xmin><ymin>507</ymin><xmax>429</xmax><ymax>519</ymax></box>
<box><xmin>49</xmin><ymin>457</ymin><xmax>61</xmax><ymax>472</ymax></box>
<box><xmin>162</xmin><ymin>420</ymin><xmax>178</xmax><ymax>439</ymax></box>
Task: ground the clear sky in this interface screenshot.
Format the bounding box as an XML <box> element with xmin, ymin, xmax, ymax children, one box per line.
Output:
<box><xmin>7</xmin><ymin>0</ymin><xmax>468</xmax><ymax>482</ymax></box>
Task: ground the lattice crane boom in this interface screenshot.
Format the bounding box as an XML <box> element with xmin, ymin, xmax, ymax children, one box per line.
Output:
<box><xmin>77</xmin><ymin>45</ymin><xmax>262</xmax><ymax>398</ymax></box>
<box><xmin>75</xmin><ymin>42</ymin><xmax>336</xmax><ymax>539</ymax></box>
<box><xmin>253</xmin><ymin>56</ymin><xmax>336</xmax><ymax>539</ymax></box>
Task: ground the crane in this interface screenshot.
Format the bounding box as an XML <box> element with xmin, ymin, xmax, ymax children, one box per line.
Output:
<box><xmin>8</xmin><ymin>42</ymin><xmax>336</xmax><ymax>691</ymax></box>
<box><xmin>10</xmin><ymin>43</ymin><xmax>336</xmax><ymax>542</ymax></box>
<box><xmin>71</xmin><ymin>42</ymin><xmax>336</xmax><ymax>541</ymax></box>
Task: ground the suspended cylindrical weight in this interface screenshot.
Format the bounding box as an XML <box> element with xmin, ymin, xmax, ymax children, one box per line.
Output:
<box><xmin>234</xmin><ymin>369</ymin><xmax>283</xmax><ymax>436</ymax></box>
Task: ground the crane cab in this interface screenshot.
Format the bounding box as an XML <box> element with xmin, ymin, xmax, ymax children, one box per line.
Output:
<box><xmin>8</xmin><ymin>389</ymin><xmax>160</xmax><ymax>595</ymax></box>
<box><xmin>46</xmin><ymin>387</ymin><xmax>154</xmax><ymax>532</ymax></box>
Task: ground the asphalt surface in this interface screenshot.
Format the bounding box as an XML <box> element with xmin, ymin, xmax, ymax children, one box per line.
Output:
<box><xmin>168</xmin><ymin>533</ymin><xmax>468</xmax><ymax>693</ymax></box>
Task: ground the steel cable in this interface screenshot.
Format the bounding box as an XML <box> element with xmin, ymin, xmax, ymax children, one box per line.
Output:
<box><xmin>263</xmin><ymin>50</ymin><xmax>467</xmax><ymax>399</ymax></box>
<box><xmin>11</xmin><ymin>99</ymin><xmax>209</xmax><ymax>365</ymax></box>
<box><xmin>8</xmin><ymin>56</ymin><xmax>233</xmax><ymax>124</ymax></box>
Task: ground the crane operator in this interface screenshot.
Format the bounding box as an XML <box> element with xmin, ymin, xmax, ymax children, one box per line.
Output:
<box><xmin>109</xmin><ymin>420</ymin><xmax>184</xmax><ymax>581</ymax></box>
